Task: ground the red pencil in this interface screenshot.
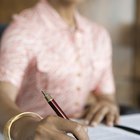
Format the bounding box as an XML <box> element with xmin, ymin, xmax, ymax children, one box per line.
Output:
<box><xmin>41</xmin><ymin>90</ymin><xmax>69</xmax><ymax>120</ymax></box>
<box><xmin>41</xmin><ymin>91</ymin><xmax>79</xmax><ymax>140</ymax></box>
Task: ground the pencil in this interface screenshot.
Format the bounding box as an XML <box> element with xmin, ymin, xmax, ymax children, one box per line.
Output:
<box><xmin>41</xmin><ymin>90</ymin><xmax>79</xmax><ymax>140</ymax></box>
<box><xmin>41</xmin><ymin>90</ymin><xmax>69</xmax><ymax>119</ymax></box>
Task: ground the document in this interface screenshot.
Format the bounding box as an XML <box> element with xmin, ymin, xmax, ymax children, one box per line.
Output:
<box><xmin>88</xmin><ymin>114</ymin><xmax>140</xmax><ymax>140</ymax></box>
<box><xmin>120</xmin><ymin>114</ymin><xmax>140</xmax><ymax>131</ymax></box>
<box><xmin>88</xmin><ymin>124</ymin><xmax>140</xmax><ymax>140</ymax></box>
<box><xmin>0</xmin><ymin>134</ymin><xmax>3</xmax><ymax>140</ymax></box>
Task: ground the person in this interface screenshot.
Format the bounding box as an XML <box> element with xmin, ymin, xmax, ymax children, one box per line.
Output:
<box><xmin>0</xmin><ymin>0</ymin><xmax>119</xmax><ymax>139</ymax></box>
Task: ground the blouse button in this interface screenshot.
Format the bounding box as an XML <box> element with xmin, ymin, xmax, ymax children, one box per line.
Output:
<box><xmin>76</xmin><ymin>87</ymin><xmax>81</xmax><ymax>91</ymax></box>
<box><xmin>77</xmin><ymin>73</ymin><xmax>81</xmax><ymax>77</ymax></box>
<box><xmin>75</xmin><ymin>102</ymin><xmax>80</xmax><ymax>106</ymax></box>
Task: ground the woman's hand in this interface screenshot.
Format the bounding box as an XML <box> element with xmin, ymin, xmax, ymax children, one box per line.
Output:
<box><xmin>82</xmin><ymin>94</ymin><xmax>120</xmax><ymax>127</ymax></box>
<box><xmin>11</xmin><ymin>115</ymin><xmax>89</xmax><ymax>140</ymax></box>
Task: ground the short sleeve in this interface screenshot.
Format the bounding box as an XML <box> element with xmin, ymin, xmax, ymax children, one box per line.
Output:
<box><xmin>0</xmin><ymin>21</ymin><xmax>34</xmax><ymax>89</ymax></box>
<box><xmin>95</xmin><ymin>28</ymin><xmax>115</xmax><ymax>94</ymax></box>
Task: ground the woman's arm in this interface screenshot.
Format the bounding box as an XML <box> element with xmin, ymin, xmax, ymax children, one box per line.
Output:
<box><xmin>0</xmin><ymin>82</ymin><xmax>89</xmax><ymax>140</ymax></box>
<box><xmin>82</xmin><ymin>93</ymin><xmax>119</xmax><ymax>127</ymax></box>
<box><xmin>0</xmin><ymin>82</ymin><xmax>21</xmax><ymax>132</ymax></box>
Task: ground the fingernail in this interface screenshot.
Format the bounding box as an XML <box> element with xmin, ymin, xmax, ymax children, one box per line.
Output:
<box><xmin>85</xmin><ymin>120</ymin><xmax>89</xmax><ymax>125</ymax></box>
<box><xmin>70</xmin><ymin>138</ymin><xmax>76</xmax><ymax>140</ymax></box>
<box><xmin>91</xmin><ymin>122</ymin><xmax>97</xmax><ymax>127</ymax></box>
<box><xmin>84</xmin><ymin>127</ymin><xmax>88</xmax><ymax>132</ymax></box>
<box><xmin>116</xmin><ymin>120</ymin><xmax>120</xmax><ymax>124</ymax></box>
<box><xmin>108</xmin><ymin>122</ymin><xmax>113</xmax><ymax>127</ymax></box>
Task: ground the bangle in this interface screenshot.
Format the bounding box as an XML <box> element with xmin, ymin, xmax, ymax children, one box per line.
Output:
<box><xmin>3</xmin><ymin>112</ymin><xmax>43</xmax><ymax>140</ymax></box>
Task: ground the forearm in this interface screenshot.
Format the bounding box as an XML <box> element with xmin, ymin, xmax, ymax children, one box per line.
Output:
<box><xmin>87</xmin><ymin>92</ymin><xmax>117</xmax><ymax>106</ymax></box>
<box><xmin>0</xmin><ymin>82</ymin><xmax>21</xmax><ymax>132</ymax></box>
<box><xmin>94</xmin><ymin>93</ymin><xmax>117</xmax><ymax>104</ymax></box>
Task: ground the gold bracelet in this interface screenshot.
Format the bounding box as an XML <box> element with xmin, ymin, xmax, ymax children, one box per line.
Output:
<box><xmin>3</xmin><ymin>112</ymin><xmax>43</xmax><ymax>140</ymax></box>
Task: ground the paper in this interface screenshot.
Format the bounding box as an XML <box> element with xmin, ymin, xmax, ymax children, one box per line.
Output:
<box><xmin>88</xmin><ymin>114</ymin><xmax>140</xmax><ymax>140</ymax></box>
<box><xmin>120</xmin><ymin>114</ymin><xmax>140</xmax><ymax>131</ymax></box>
<box><xmin>0</xmin><ymin>133</ymin><xmax>3</xmax><ymax>140</ymax></box>
<box><xmin>88</xmin><ymin>125</ymin><xmax>140</xmax><ymax>140</ymax></box>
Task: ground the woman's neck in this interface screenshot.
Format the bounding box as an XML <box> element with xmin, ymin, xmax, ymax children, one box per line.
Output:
<box><xmin>47</xmin><ymin>0</ymin><xmax>77</xmax><ymax>27</ymax></box>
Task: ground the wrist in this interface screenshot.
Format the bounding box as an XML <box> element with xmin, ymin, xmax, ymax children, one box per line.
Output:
<box><xmin>11</xmin><ymin>116</ymin><xmax>39</xmax><ymax>140</ymax></box>
<box><xmin>3</xmin><ymin>112</ymin><xmax>42</xmax><ymax>140</ymax></box>
<box><xmin>95</xmin><ymin>94</ymin><xmax>116</xmax><ymax>104</ymax></box>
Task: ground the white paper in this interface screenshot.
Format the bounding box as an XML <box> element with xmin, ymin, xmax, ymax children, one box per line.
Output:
<box><xmin>0</xmin><ymin>133</ymin><xmax>3</xmax><ymax>140</ymax></box>
<box><xmin>88</xmin><ymin>114</ymin><xmax>140</xmax><ymax>140</ymax></box>
<box><xmin>120</xmin><ymin>114</ymin><xmax>140</xmax><ymax>131</ymax></box>
<box><xmin>88</xmin><ymin>125</ymin><xmax>140</xmax><ymax>140</ymax></box>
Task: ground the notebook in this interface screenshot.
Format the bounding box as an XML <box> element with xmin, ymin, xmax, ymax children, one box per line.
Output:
<box><xmin>0</xmin><ymin>114</ymin><xmax>140</xmax><ymax>140</ymax></box>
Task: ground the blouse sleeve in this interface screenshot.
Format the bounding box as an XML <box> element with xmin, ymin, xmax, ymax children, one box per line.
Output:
<box><xmin>94</xmin><ymin>27</ymin><xmax>116</xmax><ymax>95</ymax></box>
<box><xmin>0</xmin><ymin>20</ymin><xmax>35</xmax><ymax>90</ymax></box>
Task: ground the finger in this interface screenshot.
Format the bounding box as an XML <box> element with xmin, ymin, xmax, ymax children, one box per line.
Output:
<box><xmin>84</xmin><ymin>105</ymin><xmax>100</xmax><ymax>125</ymax></box>
<box><xmin>71</xmin><ymin>124</ymin><xmax>89</xmax><ymax>140</ymax></box>
<box><xmin>34</xmin><ymin>124</ymin><xmax>53</xmax><ymax>140</ymax></box>
<box><xmin>57</xmin><ymin>133</ymin><xmax>76</xmax><ymax>140</ymax></box>
<box><xmin>43</xmin><ymin>116</ymin><xmax>89</xmax><ymax>140</ymax></box>
<box><xmin>106</xmin><ymin>112</ymin><xmax>115</xmax><ymax>127</ymax></box>
<box><xmin>66</xmin><ymin>135</ymin><xmax>77</xmax><ymax>140</ymax></box>
<box><xmin>34</xmin><ymin>135</ymin><xmax>40</xmax><ymax>140</ymax></box>
<box><xmin>114</xmin><ymin>112</ymin><xmax>120</xmax><ymax>125</ymax></box>
<box><xmin>81</xmin><ymin>107</ymin><xmax>90</xmax><ymax>119</ymax></box>
<box><xmin>34</xmin><ymin>125</ymin><xmax>75</xmax><ymax>140</ymax></box>
<box><xmin>34</xmin><ymin>131</ymin><xmax>75</xmax><ymax>140</ymax></box>
<box><xmin>90</xmin><ymin>106</ymin><xmax>109</xmax><ymax>127</ymax></box>
<box><xmin>59</xmin><ymin>121</ymin><xmax>89</xmax><ymax>140</ymax></box>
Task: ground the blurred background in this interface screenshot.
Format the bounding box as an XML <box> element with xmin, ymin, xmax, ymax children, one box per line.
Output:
<box><xmin>0</xmin><ymin>0</ymin><xmax>140</xmax><ymax>109</ymax></box>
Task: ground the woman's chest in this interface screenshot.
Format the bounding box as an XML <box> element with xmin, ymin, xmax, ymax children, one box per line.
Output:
<box><xmin>34</xmin><ymin>30</ymin><xmax>104</xmax><ymax>89</ymax></box>
<box><xmin>37</xmin><ymin>31</ymin><xmax>94</xmax><ymax>77</ymax></box>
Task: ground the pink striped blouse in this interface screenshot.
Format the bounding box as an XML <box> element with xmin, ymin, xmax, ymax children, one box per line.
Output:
<box><xmin>0</xmin><ymin>0</ymin><xmax>115</xmax><ymax>118</ymax></box>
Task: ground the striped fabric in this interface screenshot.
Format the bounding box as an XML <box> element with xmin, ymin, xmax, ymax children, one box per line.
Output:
<box><xmin>0</xmin><ymin>0</ymin><xmax>115</xmax><ymax>118</ymax></box>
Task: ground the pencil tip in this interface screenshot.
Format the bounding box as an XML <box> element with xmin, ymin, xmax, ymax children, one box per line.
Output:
<box><xmin>41</xmin><ymin>90</ymin><xmax>45</xmax><ymax>95</ymax></box>
<box><xmin>41</xmin><ymin>90</ymin><xmax>44</xmax><ymax>93</ymax></box>
<box><xmin>41</xmin><ymin>90</ymin><xmax>52</xmax><ymax>101</ymax></box>
<box><xmin>41</xmin><ymin>90</ymin><xmax>49</xmax><ymax>96</ymax></box>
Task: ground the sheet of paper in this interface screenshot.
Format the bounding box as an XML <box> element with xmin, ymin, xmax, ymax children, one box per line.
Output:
<box><xmin>0</xmin><ymin>133</ymin><xmax>3</xmax><ymax>140</ymax></box>
<box><xmin>120</xmin><ymin>114</ymin><xmax>140</xmax><ymax>131</ymax></box>
<box><xmin>88</xmin><ymin>114</ymin><xmax>140</xmax><ymax>140</ymax></box>
<box><xmin>88</xmin><ymin>125</ymin><xmax>140</xmax><ymax>140</ymax></box>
